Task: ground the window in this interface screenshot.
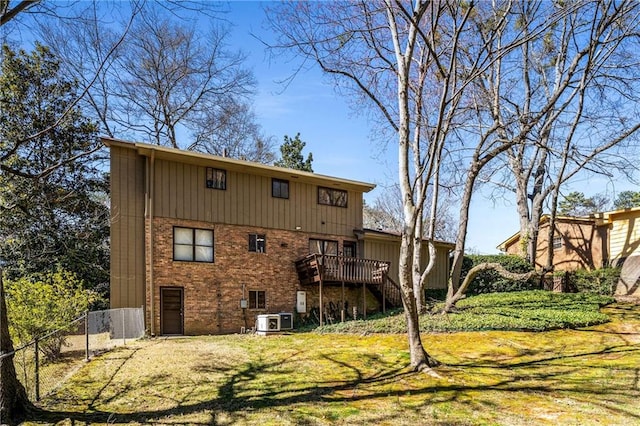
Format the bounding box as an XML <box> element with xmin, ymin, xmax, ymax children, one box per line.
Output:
<box><xmin>248</xmin><ymin>290</ymin><xmax>266</xmax><ymax>309</ymax></box>
<box><xmin>174</xmin><ymin>227</ymin><xmax>214</xmax><ymax>262</ymax></box>
<box><xmin>318</xmin><ymin>187</ymin><xmax>347</xmax><ymax>207</ymax></box>
<box><xmin>206</xmin><ymin>167</ymin><xmax>226</xmax><ymax>190</ymax></box>
<box><xmin>272</xmin><ymin>178</ymin><xmax>289</xmax><ymax>199</ymax></box>
<box><xmin>249</xmin><ymin>234</ymin><xmax>266</xmax><ymax>253</ymax></box>
<box><xmin>309</xmin><ymin>239</ymin><xmax>338</xmax><ymax>255</ymax></box>
<box><xmin>553</xmin><ymin>236</ymin><xmax>563</xmax><ymax>250</ymax></box>
<box><xmin>343</xmin><ymin>241</ymin><xmax>357</xmax><ymax>257</ymax></box>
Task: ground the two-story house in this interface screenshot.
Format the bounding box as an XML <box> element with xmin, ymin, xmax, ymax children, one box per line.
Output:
<box><xmin>106</xmin><ymin>138</ymin><xmax>453</xmax><ymax>335</ymax></box>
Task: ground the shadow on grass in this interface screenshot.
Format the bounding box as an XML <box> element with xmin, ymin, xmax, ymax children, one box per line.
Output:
<box><xmin>28</xmin><ymin>305</ymin><xmax>640</xmax><ymax>425</ymax></box>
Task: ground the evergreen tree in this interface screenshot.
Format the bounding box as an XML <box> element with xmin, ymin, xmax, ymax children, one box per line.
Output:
<box><xmin>0</xmin><ymin>43</ymin><xmax>109</xmax><ymax>293</ymax></box>
<box><xmin>0</xmin><ymin>43</ymin><xmax>108</xmax><ymax>421</ymax></box>
<box><xmin>613</xmin><ymin>191</ymin><xmax>640</xmax><ymax>210</ymax></box>
<box><xmin>558</xmin><ymin>192</ymin><xmax>609</xmax><ymax>216</ymax></box>
<box><xmin>274</xmin><ymin>133</ymin><xmax>314</xmax><ymax>172</ymax></box>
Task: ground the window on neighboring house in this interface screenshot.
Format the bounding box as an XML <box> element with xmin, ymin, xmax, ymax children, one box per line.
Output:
<box><xmin>174</xmin><ymin>227</ymin><xmax>214</xmax><ymax>262</ymax></box>
<box><xmin>248</xmin><ymin>290</ymin><xmax>266</xmax><ymax>309</ymax></box>
<box><xmin>272</xmin><ymin>178</ymin><xmax>289</xmax><ymax>199</ymax></box>
<box><xmin>318</xmin><ymin>187</ymin><xmax>347</xmax><ymax>207</ymax></box>
<box><xmin>249</xmin><ymin>234</ymin><xmax>266</xmax><ymax>253</ymax></box>
<box><xmin>206</xmin><ymin>167</ymin><xmax>226</xmax><ymax>190</ymax></box>
<box><xmin>553</xmin><ymin>236</ymin><xmax>563</xmax><ymax>250</ymax></box>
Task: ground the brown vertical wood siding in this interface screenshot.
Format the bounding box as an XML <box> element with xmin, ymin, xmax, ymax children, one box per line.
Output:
<box><xmin>151</xmin><ymin>159</ymin><xmax>364</xmax><ymax>237</ymax></box>
<box><xmin>109</xmin><ymin>146</ymin><xmax>146</xmax><ymax>309</ymax></box>
<box><xmin>363</xmin><ymin>235</ymin><xmax>452</xmax><ymax>289</ymax></box>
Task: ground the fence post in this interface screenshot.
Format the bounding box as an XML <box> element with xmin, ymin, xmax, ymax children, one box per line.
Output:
<box><xmin>34</xmin><ymin>338</ymin><xmax>40</xmax><ymax>401</ymax></box>
<box><xmin>85</xmin><ymin>310</ymin><xmax>89</xmax><ymax>361</ymax></box>
<box><xmin>122</xmin><ymin>309</ymin><xmax>126</xmax><ymax>346</ymax></box>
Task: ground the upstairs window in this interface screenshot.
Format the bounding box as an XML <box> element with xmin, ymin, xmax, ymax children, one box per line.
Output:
<box><xmin>206</xmin><ymin>167</ymin><xmax>226</xmax><ymax>190</ymax></box>
<box><xmin>249</xmin><ymin>290</ymin><xmax>266</xmax><ymax>309</ymax></box>
<box><xmin>318</xmin><ymin>187</ymin><xmax>347</xmax><ymax>208</ymax></box>
<box><xmin>174</xmin><ymin>227</ymin><xmax>214</xmax><ymax>262</ymax></box>
<box><xmin>249</xmin><ymin>234</ymin><xmax>266</xmax><ymax>253</ymax></box>
<box><xmin>272</xmin><ymin>178</ymin><xmax>289</xmax><ymax>199</ymax></box>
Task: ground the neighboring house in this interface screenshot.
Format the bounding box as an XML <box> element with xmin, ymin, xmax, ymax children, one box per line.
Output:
<box><xmin>106</xmin><ymin>137</ymin><xmax>453</xmax><ymax>335</ymax></box>
<box><xmin>498</xmin><ymin>215</ymin><xmax>608</xmax><ymax>271</ymax></box>
<box><xmin>497</xmin><ymin>207</ymin><xmax>640</xmax><ymax>296</ymax></box>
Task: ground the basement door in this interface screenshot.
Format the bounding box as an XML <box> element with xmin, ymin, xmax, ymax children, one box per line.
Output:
<box><xmin>161</xmin><ymin>287</ymin><xmax>184</xmax><ymax>335</ymax></box>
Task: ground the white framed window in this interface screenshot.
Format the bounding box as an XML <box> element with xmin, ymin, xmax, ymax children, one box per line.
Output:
<box><xmin>174</xmin><ymin>227</ymin><xmax>214</xmax><ymax>262</ymax></box>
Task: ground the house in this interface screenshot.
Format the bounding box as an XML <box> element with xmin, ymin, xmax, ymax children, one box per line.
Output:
<box><xmin>105</xmin><ymin>137</ymin><xmax>453</xmax><ymax>335</ymax></box>
<box><xmin>497</xmin><ymin>215</ymin><xmax>608</xmax><ymax>271</ymax></box>
<box><xmin>497</xmin><ymin>207</ymin><xmax>640</xmax><ymax>296</ymax></box>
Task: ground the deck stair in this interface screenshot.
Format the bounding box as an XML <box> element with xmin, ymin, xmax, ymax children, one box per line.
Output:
<box><xmin>295</xmin><ymin>254</ymin><xmax>403</xmax><ymax>309</ymax></box>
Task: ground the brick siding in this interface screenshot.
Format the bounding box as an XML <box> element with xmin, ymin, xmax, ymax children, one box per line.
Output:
<box><xmin>147</xmin><ymin>217</ymin><xmax>379</xmax><ymax>335</ymax></box>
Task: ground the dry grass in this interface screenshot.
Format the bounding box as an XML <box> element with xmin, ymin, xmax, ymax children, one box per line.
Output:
<box><xmin>23</xmin><ymin>303</ymin><xmax>640</xmax><ymax>425</ymax></box>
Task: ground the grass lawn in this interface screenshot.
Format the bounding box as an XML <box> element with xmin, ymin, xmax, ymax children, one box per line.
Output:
<box><xmin>24</xmin><ymin>301</ymin><xmax>640</xmax><ymax>425</ymax></box>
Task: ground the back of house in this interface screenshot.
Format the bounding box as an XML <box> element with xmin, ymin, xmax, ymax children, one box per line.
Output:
<box><xmin>106</xmin><ymin>137</ymin><xmax>453</xmax><ymax>335</ymax></box>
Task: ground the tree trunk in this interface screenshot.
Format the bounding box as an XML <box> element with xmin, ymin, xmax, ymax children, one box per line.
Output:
<box><xmin>443</xmin><ymin>263</ymin><xmax>539</xmax><ymax>313</ymax></box>
<box><xmin>404</xmin><ymin>301</ymin><xmax>439</xmax><ymax>370</ymax></box>
<box><xmin>0</xmin><ymin>273</ymin><xmax>33</xmax><ymax>424</ymax></box>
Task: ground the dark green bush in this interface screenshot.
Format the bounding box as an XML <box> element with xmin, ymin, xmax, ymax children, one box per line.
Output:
<box><xmin>460</xmin><ymin>255</ymin><xmax>539</xmax><ymax>295</ymax></box>
<box><xmin>424</xmin><ymin>288</ymin><xmax>448</xmax><ymax>301</ymax></box>
<box><xmin>570</xmin><ymin>267</ymin><xmax>621</xmax><ymax>295</ymax></box>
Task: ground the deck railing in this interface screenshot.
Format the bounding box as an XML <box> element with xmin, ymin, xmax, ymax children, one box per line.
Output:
<box><xmin>295</xmin><ymin>254</ymin><xmax>390</xmax><ymax>284</ymax></box>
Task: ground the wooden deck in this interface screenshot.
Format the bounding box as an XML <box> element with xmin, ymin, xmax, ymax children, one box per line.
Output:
<box><xmin>295</xmin><ymin>254</ymin><xmax>389</xmax><ymax>285</ymax></box>
<box><xmin>295</xmin><ymin>254</ymin><xmax>403</xmax><ymax>325</ymax></box>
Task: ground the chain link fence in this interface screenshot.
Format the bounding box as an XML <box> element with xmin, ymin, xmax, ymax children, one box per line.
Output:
<box><xmin>9</xmin><ymin>307</ymin><xmax>144</xmax><ymax>401</ymax></box>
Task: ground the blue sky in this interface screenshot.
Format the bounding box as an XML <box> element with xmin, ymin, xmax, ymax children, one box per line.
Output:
<box><xmin>223</xmin><ymin>2</ymin><xmax>640</xmax><ymax>254</ymax></box>
<box><xmin>10</xmin><ymin>1</ymin><xmax>635</xmax><ymax>254</ymax></box>
<box><xmin>222</xmin><ymin>2</ymin><xmax>525</xmax><ymax>254</ymax></box>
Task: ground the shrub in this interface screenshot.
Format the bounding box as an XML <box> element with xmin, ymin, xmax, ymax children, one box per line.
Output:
<box><xmin>460</xmin><ymin>255</ymin><xmax>538</xmax><ymax>295</ymax></box>
<box><xmin>5</xmin><ymin>268</ymin><xmax>102</xmax><ymax>360</ymax></box>
<box><xmin>570</xmin><ymin>267</ymin><xmax>621</xmax><ymax>295</ymax></box>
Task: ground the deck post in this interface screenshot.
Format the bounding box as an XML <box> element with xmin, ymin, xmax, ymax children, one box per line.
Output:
<box><xmin>319</xmin><ymin>277</ymin><xmax>324</xmax><ymax>326</ymax></box>
<box><xmin>362</xmin><ymin>282</ymin><xmax>367</xmax><ymax>320</ymax></box>
<box><xmin>341</xmin><ymin>280</ymin><xmax>345</xmax><ymax>322</ymax></box>
<box><xmin>382</xmin><ymin>274</ymin><xmax>386</xmax><ymax>314</ymax></box>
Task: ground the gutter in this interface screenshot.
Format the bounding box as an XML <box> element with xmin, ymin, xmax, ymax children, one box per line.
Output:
<box><xmin>147</xmin><ymin>149</ymin><xmax>156</xmax><ymax>336</ymax></box>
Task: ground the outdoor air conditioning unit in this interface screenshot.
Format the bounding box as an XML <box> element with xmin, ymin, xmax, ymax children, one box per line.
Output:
<box><xmin>256</xmin><ymin>314</ymin><xmax>280</xmax><ymax>333</ymax></box>
<box><xmin>279</xmin><ymin>313</ymin><xmax>293</xmax><ymax>330</ymax></box>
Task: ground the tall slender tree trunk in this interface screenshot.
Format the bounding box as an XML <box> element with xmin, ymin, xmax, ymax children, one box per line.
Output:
<box><xmin>0</xmin><ymin>272</ymin><xmax>32</xmax><ymax>424</ymax></box>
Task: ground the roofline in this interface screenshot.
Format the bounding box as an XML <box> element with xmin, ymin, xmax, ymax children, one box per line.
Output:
<box><xmin>102</xmin><ymin>137</ymin><xmax>376</xmax><ymax>193</ymax></box>
<box><xmin>598</xmin><ymin>205</ymin><xmax>640</xmax><ymax>221</ymax></box>
<box><xmin>496</xmin><ymin>214</ymin><xmax>600</xmax><ymax>251</ymax></box>
<box><xmin>361</xmin><ymin>228</ymin><xmax>456</xmax><ymax>249</ymax></box>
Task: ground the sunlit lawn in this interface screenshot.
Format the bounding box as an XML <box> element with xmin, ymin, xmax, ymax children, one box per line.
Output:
<box><xmin>25</xmin><ymin>303</ymin><xmax>640</xmax><ymax>425</ymax></box>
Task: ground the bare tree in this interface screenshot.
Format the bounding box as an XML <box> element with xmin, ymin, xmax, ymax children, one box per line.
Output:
<box><xmin>40</xmin><ymin>2</ymin><xmax>270</xmax><ymax>159</ymax></box>
<box><xmin>363</xmin><ymin>184</ymin><xmax>456</xmax><ymax>242</ymax></box>
<box><xmin>187</xmin><ymin>98</ymin><xmax>275</xmax><ymax>163</ymax></box>
<box><xmin>112</xmin><ymin>7</ymin><xmax>254</xmax><ymax>148</ymax></box>
<box><xmin>266</xmin><ymin>0</ymin><xmax>545</xmax><ymax>371</ymax></box>
<box><xmin>477</xmin><ymin>0</ymin><xmax>640</xmax><ymax>268</ymax></box>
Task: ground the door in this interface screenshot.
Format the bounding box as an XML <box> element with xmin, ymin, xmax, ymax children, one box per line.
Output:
<box><xmin>161</xmin><ymin>287</ymin><xmax>184</xmax><ymax>335</ymax></box>
<box><xmin>343</xmin><ymin>241</ymin><xmax>357</xmax><ymax>279</ymax></box>
<box><xmin>343</xmin><ymin>241</ymin><xmax>356</xmax><ymax>257</ymax></box>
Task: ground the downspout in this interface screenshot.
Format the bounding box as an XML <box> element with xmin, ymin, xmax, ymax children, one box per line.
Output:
<box><xmin>148</xmin><ymin>149</ymin><xmax>156</xmax><ymax>336</ymax></box>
